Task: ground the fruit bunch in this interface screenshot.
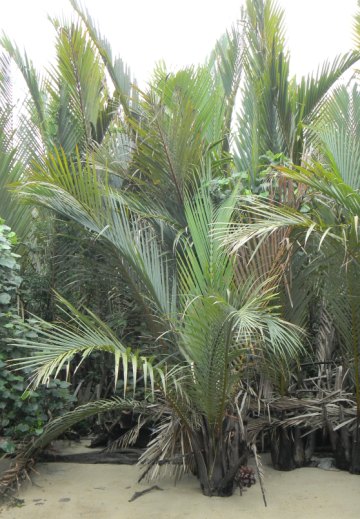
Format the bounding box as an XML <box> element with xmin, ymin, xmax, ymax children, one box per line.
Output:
<box><xmin>235</xmin><ymin>466</ymin><xmax>256</xmax><ymax>489</ymax></box>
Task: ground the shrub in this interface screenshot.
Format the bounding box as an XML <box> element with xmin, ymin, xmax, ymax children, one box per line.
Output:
<box><xmin>0</xmin><ymin>219</ymin><xmax>75</xmax><ymax>454</ymax></box>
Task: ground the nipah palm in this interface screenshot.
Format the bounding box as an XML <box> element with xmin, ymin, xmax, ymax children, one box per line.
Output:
<box><xmin>222</xmin><ymin>83</ymin><xmax>360</xmax><ymax>473</ymax></box>
<box><xmin>0</xmin><ymin>0</ymin><xmax>307</xmax><ymax>497</ymax></box>
<box><xmin>235</xmin><ymin>0</ymin><xmax>359</xmax><ymax>190</ymax></box>
<box><xmin>0</xmin><ymin>3</ymin><xmax>135</xmax><ymax>239</ymax></box>
<box><xmin>8</xmin><ymin>158</ymin><xmax>302</xmax><ymax>497</ymax></box>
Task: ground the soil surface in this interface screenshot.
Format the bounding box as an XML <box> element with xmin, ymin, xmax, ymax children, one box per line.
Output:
<box><xmin>1</xmin><ymin>442</ymin><xmax>360</xmax><ymax>518</ymax></box>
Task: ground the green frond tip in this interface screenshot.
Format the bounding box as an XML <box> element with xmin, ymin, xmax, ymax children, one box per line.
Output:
<box><xmin>10</xmin><ymin>294</ymin><xmax>169</xmax><ymax>398</ymax></box>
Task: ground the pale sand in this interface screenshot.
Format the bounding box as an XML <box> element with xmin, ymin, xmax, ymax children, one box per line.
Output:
<box><xmin>1</xmin><ymin>449</ymin><xmax>360</xmax><ymax>519</ymax></box>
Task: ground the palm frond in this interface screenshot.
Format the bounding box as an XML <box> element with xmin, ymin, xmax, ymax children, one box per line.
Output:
<box><xmin>297</xmin><ymin>52</ymin><xmax>360</xmax><ymax>123</ymax></box>
<box><xmin>69</xmin><ymin>0</ymin><xmax>133</xmax><ymax>119</ymax></box>
<box><xmin>48</xmin><ymin>17</ymin><xmax>106</xmax><ymax>148</ymax></box>
<box><xmin>16</xmin><ymin>149</ymin><xmax>177</xmax><ymax>331</ymax></box>
<box><xmin>310</xmin><ymin>84</ymin><xmax>360</xmax><ymax>190</ymax></box>
<box><xmin>0</xmin><ymin>398</ymin><xmax>146</xmax><ymax>497</ymax></box>
<box><xmin>0</xmin><ymin>35</ymin><xmax>47</xmax><ymax>141</ymax></box>
<box><xmin>0</xmin><ymin>52</ymin><xmax>35</xmax><ymax>237</ymax></box>
<box><xmin>354</xmin><ymin>0</ymin><xmax>360</xmax><ymax>49</ymax></box>
<box><xmin>211</xmin><ymin>22</ymin><xmax>244</xmax><ymax>155</ymax></box>
<box><xmin>180</xmin><ymin>296</ymin><xmax>235</xmax><ymax>427</ymax></box>
<box><xmin>178</xmin><ymin>166</ymin><xmax>238</xmax><ymax>299</ymax></box>
<box><xmin>218</xmin><ymin>196</ymin><xmax>317</xmax><ymax>254</ymax></box>
<box><xmin>279</xmin><ymin>163</ymin><xmax>360</xmax><ymax>218</ymax></box>
<box><xmin>129</xmin><ymin>66</ymin><xmax>225</xmax><ymax>227</ymax></box>
<box><xmin>235</xmin><ymin>0</ymin><xmax>359</xmax><ymax>176</ymax></box>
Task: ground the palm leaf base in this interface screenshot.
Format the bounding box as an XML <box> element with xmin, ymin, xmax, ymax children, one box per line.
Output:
<box><xmin>331</xmin><ymin>424</ymin><xmax>360</xmax><ymax>474</ymax></box>
<box><xmin>270</xmin><ymin>426</ymin><xmax>315</xmax><ymax>471</ymax></box>
<box><xmin>265</xmin><ymin>395</ymin><xmax>360</xmax><ymax>474</ymax></box>
<box><xmin>350</xmin><ymin>427</ymin><xmax>360</xmax><ymax>474</ymax></box>
<box><xmin>191</xmin><ymin>418</ymin><xmax>249</xmax><ymax>497</ymax></box>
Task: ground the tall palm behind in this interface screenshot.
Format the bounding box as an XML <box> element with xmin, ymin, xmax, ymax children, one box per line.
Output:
<box><xmin>222</xmin><ymin>80</ymin><xmax>360</xmax><ymax>472</ymax></box>
<box><xmin>235</xmin><ymin>0</ymin><xmax>359</xmax><ymax>190</ymax></box>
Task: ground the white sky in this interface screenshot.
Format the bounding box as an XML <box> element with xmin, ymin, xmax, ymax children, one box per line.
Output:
<box><xmin>0</xmin><ymin>0</ymin><xmax>358</xmax><ymax>85</ymax></box>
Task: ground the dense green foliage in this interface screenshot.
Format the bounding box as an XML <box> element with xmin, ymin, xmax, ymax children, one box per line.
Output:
<box><xmin>0</xmin><ymin>220</ymin><xmax>74</xmax><ymax>454</ymax></box>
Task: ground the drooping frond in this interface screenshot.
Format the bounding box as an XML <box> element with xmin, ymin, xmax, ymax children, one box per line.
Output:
<box><xmin>219</xmin><ymin>196</ymin><xmax>317</xmax><ymax>254</ymax></box>
<box><xmin>0</xmin><ymin>398</ymin><xmax>146</xmax><ymax>497</ymax></box>
<box><xmin>11</xmin><ymin>293</ymin><xmax>172</xmax><ymax>398</ymax></box>
<box><xmin>278</xmin><ymin>163</ymin><xmax>360</xmax><ymax>220</ymax></box>
<box><xmin>16</xmin><ymin>149</ymin><xmax>177</xmax><ymax>334</ymax></box>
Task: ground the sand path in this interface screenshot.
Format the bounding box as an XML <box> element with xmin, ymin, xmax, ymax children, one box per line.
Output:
<box><xmin>1</xmin><ymin>449</ymin><xmax>359</xmax><ymax>518</ymax></box>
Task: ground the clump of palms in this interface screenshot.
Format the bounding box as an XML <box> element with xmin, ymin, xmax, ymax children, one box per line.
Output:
<box><xmin>1</xmin><ymin>0</ymin><xmax>359</xmax><ymax>500</ymax></box>
<box><xmin>6</xmin><ymin>155</ymin><xmax>302</xmax><ymax>496</ymax></box>
<box><xmin>221</xmin><ymin>81</ymin><xmax>360</xmax><ymax>473</ymax></box>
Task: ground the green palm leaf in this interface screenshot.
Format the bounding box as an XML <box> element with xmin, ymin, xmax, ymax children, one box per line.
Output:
<box><xmin>69</xmin><ymin>0</ymin><xmax>134</xmax><ymax>120</ymax></box>
<box><xmin>11</xmin><ymin>293</ymin><xmax>171</xmax><ymax>397</ymax></box>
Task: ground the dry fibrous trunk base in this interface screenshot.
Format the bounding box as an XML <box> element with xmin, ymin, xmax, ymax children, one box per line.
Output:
<box><xmin>0</xmin><ymin>456</ymin><xmax>35</xmax><ymax>502</ymax></box>
<box><xmin>327</xmin><ymin>418</ymin><xmax>360</xmax><ymax>474</ymax></box>
<box><xmin>270</xmin><ymin>426</ymin><xmax>315</xmax><ymax>471</ymax></box>
<box><xmin>333</xmin><ymin>425</ymin><xmax>360</xmax><ymax>474</ymax></box>
<box><xmin>271</xmin><ymin>427</ymin><xmax>296</xmax><ymax>471</ymax></box>
<box><xmin>334</xmin><ymin>428</ymin><xmax>351</xmax><ymax>471</ymax></box>
<box><xmin>350</xmin><ymin>434</ymin><xmax>360</xmax><ymax>474</ymax></box>
<box><xmin>192</xmin><ymin>418</ymin><xmax>250</xmax><ymax>497</ymax></box>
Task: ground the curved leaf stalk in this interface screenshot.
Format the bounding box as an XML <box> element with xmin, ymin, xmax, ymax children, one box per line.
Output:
<box><xmin>0</xmin><ymin>398</ymin><xmax>146</xmax><ymax>498</ymax></box>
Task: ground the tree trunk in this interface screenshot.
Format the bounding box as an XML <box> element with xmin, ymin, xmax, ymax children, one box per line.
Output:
<box><xmin>304</xmin><ymin>431</ymin><xmax>316</xmax><ymax>464</ymax></box>
<box><xmin>271</xmin><ymin>426</ymin><xmax>296</xmax><ymax>470</ymax></box>
<box><xmin>333</xmin><ymin>427</ymin><xmax>351</xmax><ymax>471</ymax></box>
<box><xmin>293</xmin><ymin>427</ymin><xmax>305</xmax><ymax>467</ymax></box>
<box><xmin>193</xmin><ymin>418</ymin><xmax>248</xmax><ymax>497</ymax></box>
<box><xmin>271</xmin><ymin>426</ymin><xmax>314</xmax><ymax>470</ymax></box>
<box><xmin>330</xmin><ymin>407</ymin><xmax>360</xmax><ymax>473</ymax></box>
<box><xmin>350</xmin><ymin>426</ymin><xmax>360</xmax><ymax>474</ymax></box>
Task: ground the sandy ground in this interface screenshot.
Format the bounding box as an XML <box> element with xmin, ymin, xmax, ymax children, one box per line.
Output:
<box><xmin>1</xmin><ymin>444</ymin><xmax>360</xmax><ymax>519</ymax></box>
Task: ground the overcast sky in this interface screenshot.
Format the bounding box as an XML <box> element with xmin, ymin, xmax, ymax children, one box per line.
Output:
<box><xmin>0</xmin><ymin>0</ymin><xmax>358</xmax><ymax>85</ymax></box>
